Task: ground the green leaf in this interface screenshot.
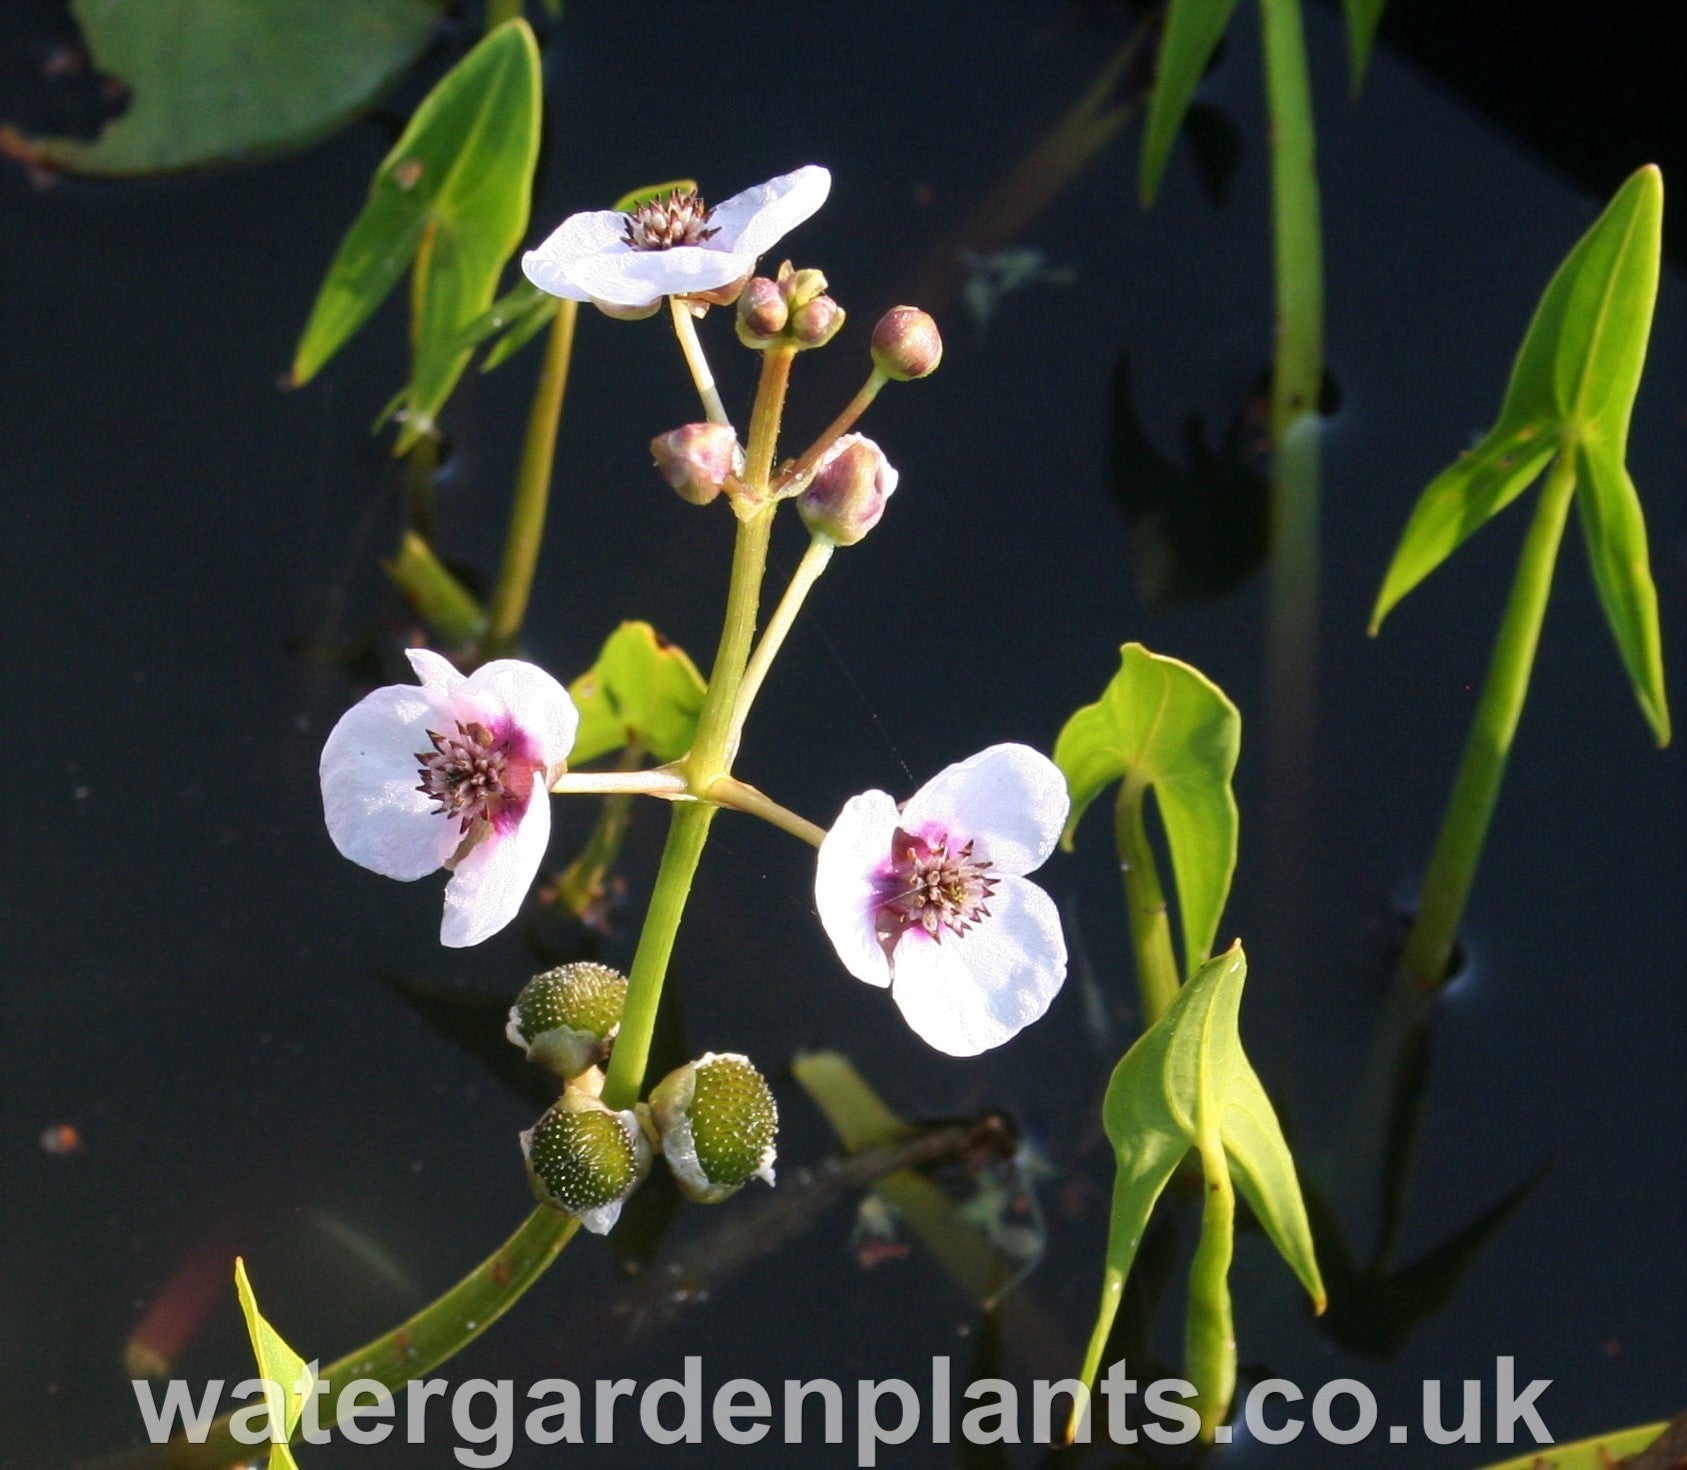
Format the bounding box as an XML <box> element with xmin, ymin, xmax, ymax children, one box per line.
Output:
<box><xmin>1076</xmin><ymin>946</ymin><xmax>1322</xmax><ymax>1428</ymax></box>
<box><xmin>1369</xmin><ymin>168</ymin><xmax>1667</xmax><ymax>742</ymax></box>
<box><xmin>1472</xmin><ymin>1420</ymin><xmax>1671</xmax><ymax>1470</ymax></box>
<box><xmin>384</xmin><ymin>530</ymin><xmax>486</xmax><ymax>645</ymax></box>
<box><xmin>1054</xmin><ymin>643</ymin><xmax>1239</xmax><ymax>976</ymax></box>
<box><xmin>1139</xmin><ymin>0</ymin><xmax>1240</xmax><ymax>206</ymax></box>
<box><xmin>1340</xmin><ymin>0</ymin><xmax>1386</xmax><ymax>94</ymax></box>
<box><xmin>233</xmin><ymin>1258</ymin><xmax>315</xmax><ymax>1470</ymax></box>
<box><xmin>613</xmin><ymin>178</ymin><xmax>698</xmax><ymax>213</ymax></box>
<box><xmin>17</xmin><ymin>0</ymin><xmax>444</xmax><ymax>177</ymax></box>
<box><xmin>456</xmin><ymin>279</ymin><xmax>560</xmax><ymax>372</ymax></box>
<box><xmin>291</xmin><ymin>19</ymin><xmax>542</xmax><ymax>454</ymax></box>
<box><xmin>1575</xmin><ymin>440</ymin><xmax>1669</xmax><ymax>743</ymax></box>
<box><xmin>568</xmin><ymin>622</ymin><xmax>707</xmax><ymax>766</ymax></box>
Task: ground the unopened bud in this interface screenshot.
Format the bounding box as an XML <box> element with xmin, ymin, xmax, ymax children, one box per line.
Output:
<box><xmin>507</xmin><ymin>962</ymin><xmax>629</xmax><ymax>1079</ymax></box>
<box><xmin>522</xmin><ymin>1088</ymin><xmax>652</xmax><ymax>1233</ymax></box>
<box><xmin>736</xmin><ymin>277</ymin><xmax>788</xmax><ymax>346</ymax></box>
<box><xmin>650</xmin><ymin>422</ymin><xmax>741</xmax><ymax>505</ymax></box>
<box><xmin>777</xmin><ymin>264</ymin><xmax>830</xmax><ymax>312</ymax></box>
<box><xmin>871</xmin><ymin>306</ymin><xmax>942</xmax><ymax>380</ymax></box>
<box><xmin>649</xmin><ymin>1052</ymin><xmax>778</xmax><ymax>1204</ymax></box>
<box><xmin>797</xmin><ymin>434</ymin><xmax>898</xmax><ymax>545</ymax></box>
<box><xmin>789</xmin><ymin>294</ymin><xmax>845</xmax><ymax>349</ymax></box>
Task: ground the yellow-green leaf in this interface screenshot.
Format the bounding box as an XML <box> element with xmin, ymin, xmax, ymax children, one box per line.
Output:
<box><xmin>1339</xmin><ymin>0</ymin><xmax>1386</xmax><ymax>94</ymax></box>
<box><xmin>384</xmin><ymin>530</ymin><xmax>486</xmax><ymax>645</ymax></box>
<box><xmin>291</xmin><ymin>20</ymin><xmax>542</xmax><ymax>453</ymax></box>
<box><xmin>1472</xmin><ymin>1419</ymin><xmax>1670</xmax><ymax>1470</ymax></box>
<box><xmin>1140</xmin><ymin>0</ymin><xmax>1240</xmax><ymax>206</ymax></box>
<box><xmin>1054</xmin><ymin>644</ymin><xmax>1239</xmax><ymax>976</ymax></box>
<box><xmin>233</xmin><ymin>1258</ymin><xmax>315</xmax><ymax>1470</ymax></box>
<box><xmin>568</xmin><ymin>622</ymin><xmax>706</xmax><ymax>766</ymax></box>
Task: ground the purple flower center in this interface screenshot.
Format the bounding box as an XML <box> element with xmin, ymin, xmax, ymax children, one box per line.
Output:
<box><xmin>873</xmin><ymin>826</ymin><xmax>998</xmax><ymax>958</ymax></box>
<box><xmin>416</xmin><ymin>720</ymin><xmax>537</xmax><ymax>845</ymax></box>
<box><xmin>621</xmin><ymin>189</ymin><xmax>720</xmax><ymax>251</ymax></box>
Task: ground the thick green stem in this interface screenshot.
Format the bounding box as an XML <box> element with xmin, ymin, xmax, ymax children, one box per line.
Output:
<box><xmin>669</xmin><ymin>298</ymin><xmax>730</xmax><ymax>427</ymax></box>
<box><xmin>483</xmin><ymin>299</ymin><xmax>579</xmax><ymax>658</ymax></box>
<box><xmin>1398</xmin><ymin>450</ymin><xmax>1578</xmax><ymax>988</ymax></box>
<box><xmin>1259</xmin><ymin>0</ymin><xmax>1324</xmax><ymax>942</ymax></box>
<box><xmin>1115</xmin><ymin>782</ymin><xmax>1182</xmax><ymax>1027</ymax></box>
<box><xmin>1186</xmin><ymin>1133</ymin><xmax>1237</xmax><ymax>1442</ymax></box>
<box><xmin>145</xmin><ymin>1210</ymin><xmax>578</xmax><ymax>1469</ymax></box>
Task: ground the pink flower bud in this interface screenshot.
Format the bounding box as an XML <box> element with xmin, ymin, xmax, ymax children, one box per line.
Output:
<box><xmin>797</xmin><ymin>434</ymin><xmax>898</xmax><ymax>545</ymax></box>
<box><xmin>736</xmin><ymin>277</ymin><xmax>788</xmax><ymax>346</ymax></box>
<box><xmin>871</xmin><ymin>306</ymin><xmax>942</xmax><ymax>380</ymax></box>
<box><xmin>789</xmin><ymin>294</ymin><xmax>846</xmax><ymax>349</ymax></box>
<box><xmin>650</xmin><ymin>422</ymin><xmax>740</xmax><ymax>505</ymax></box>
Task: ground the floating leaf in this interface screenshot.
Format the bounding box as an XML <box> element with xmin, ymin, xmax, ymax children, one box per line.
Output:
<box><xmin>568</xmin><ymin>622</ymin><xmax>706</xmax><ymax>767</ymax></box>
<box><xmin>12</xmin><ymin>0</ymin><xmax>444</xmax><ymax>177</ymax></box>
<box><xmin>384</xmin><ymin>530</ymin><xmax>486</xmax><ymax>645</ymax></box>
<box><xmin>1139</xmin><ymin>0</ymin><xmax>1239</xmax><ymax>206</ymax></box>
<box><xmin>233</xmin><ymin>1258</ymin><xmax>315</xmax><ymax>1470</ymax></box>
<box><xmin>1340</xmin><ymin>0</ymin><xmax>1386</xmax><ymax>94</ymax></box>
<box><xmin>292</xmin><ymin>19</ymin><xmax>542</xmax><ymax>454</ymax></box>
<box><xmin>1075</xmin><ymin>945</ymin><xmax>1322</xmax><ymax>1437</ymax></box>
<box><xmin>1054</xmin><ymin>643</ymin><xmax>1239</xmax><ymax>976</ymax></box>
<box><xmin>1371</xmin><ymin>167</ymin><xmax>1668</xmax><ymax>742</ymax></box>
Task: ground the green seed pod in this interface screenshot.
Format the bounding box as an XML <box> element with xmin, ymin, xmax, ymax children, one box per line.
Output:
<box><xmin>521</xmin><ymin>1088</ymin><xmax>651</xmax><ymax>1234</ymax></box>
<box><xmin>506</xmin><ymin>962</ymin><xmax>629</xmax><ymax>1080</ymax></box>
<box><xmin>648</xmin><ymin>1052</ymin><xmax>778</xmax><ymax>1204</ymax></box>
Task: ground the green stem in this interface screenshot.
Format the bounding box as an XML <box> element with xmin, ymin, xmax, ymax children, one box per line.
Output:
<box><xmin>1398</xmin><ymin>449</ymin><xmax>1578</xmax><ymax>988</ymax></box>
<box><xmin>483</xmin><ymin>299</ymin><xmax>579</xmax><ymax>659</ymax></box>
<box><xmin>774</xmin><ymin>369</ymin><xmax>887</xmax><ymax>493</ymax></box>
<box><xmin>1186</xmin><ymin>1132</ymin><xmax>1237</xmax><ymax>1442</ymax></box>
<box><xmin>708</xmin><ymin>776</ymin><xmax>826</xmax><ymax>847</ymax></box>
<box><xmin>1258</xmin><ymin>0</ymin><xmax>1324</xmax><ymax>936</ymax></box>
<box><xmin>1115</xmin><ymin>781</ymin><xmax>1182</xmax><ymax>1027</ymax></box>
<box><xmin>727</xmin><ymin>535</ymin><xmax>835</xmax><ymax>755</ymax></box>
<box><xmin>670</xmin><ymin>297</ymin><xmax>730</xmax><ymax>428</ymax></box>
<box><xmin>550</xmin><ymin>766</ymin><xmax>688</xmax><ymax>797</ymax></box>
<box><xmin>147</xmin><ymin>1209</ymin><xmax>578</xmax><ymax>1469</ymax></box>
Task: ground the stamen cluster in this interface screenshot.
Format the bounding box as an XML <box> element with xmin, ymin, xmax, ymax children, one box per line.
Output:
<box><xmin>621</xmin><ymin>189</ymin><xmax>719</xmax><ymax>251</ymax></box>
<box><xmin>874</xmin><ymin>827</ymin><xmax>998</xmax><ymax>954</ymax></box>
<box><xmin>417</xmin><ymin>721</ymin><xmax>517</xmax><ymax>832</ymax></box>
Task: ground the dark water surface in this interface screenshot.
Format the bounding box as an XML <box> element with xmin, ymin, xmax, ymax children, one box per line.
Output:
<box><xmin>3</xmin><ymin>3</ymin><xmax>1682</xmax><ymax>1467</ymax></box>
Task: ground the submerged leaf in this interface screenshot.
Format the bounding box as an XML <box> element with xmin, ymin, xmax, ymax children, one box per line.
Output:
<box><xmin>384</xmin><ymin>530</ymin><xmax>487</xmax><ymax>645</ymax></box>
<box><xmin>292</xmin><ymin>20</ymin><xmax>542</xmax><ymax>453</ymax></box>
<box><xmin>1054</xmin><ymin>643</ymin><xmax>1239</xmax><ymax>976</ymax></box>
<box><xmin>1340</xmin><ymin>0</ymin><xmax>1386</xmax><ymax>94</ymax></box>
<box><xmin>19</xmin><ymin>0</ymin><xmax>444</xmax><ymax>177</ymax></box>
<box><xmin>568</xmin><ymin>622</ymin><xmax>707</xmax><ymax>767</ymax></box>
<box><xmin>233</xmin><ymin>1259</ymin><xmax>315</xmax><ymax>1470</ymax></box>
<box><xmin>1139</xmin><ymin>0</ymin><xmax>1240</xmax><ymax>206</ymax></box>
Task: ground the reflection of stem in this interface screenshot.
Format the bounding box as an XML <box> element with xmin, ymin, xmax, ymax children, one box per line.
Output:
<box><xmin>1398</xmin><ymin>450</ymin><xmax>1577</xmax><ymax>989</ymax></box>
<box><xmin>728</xmin><ymin>535</ymin><xmax>834</xmax><ymax>752</ymax></box>
<box><xmin>670</xmin><ymin>297</ymin><xmax>730</xmax><ymax>428</ymax></box>
<box><xmin>1115</xmin><ymin>782</ymin><xmax>1182</xmax><ymax>1027</ymax></box>
<box><xmin>483</xmin><ymin>299</ymin><xmax>579</xmax><ymax>659</ymax></box>
<box><xmin>709</xmin><ymin>776</ymin><xmax>825</xmax><ymax>848</ymax></box>
<box><xmin>142</xmin><ymin>1211</ymin><xmax>579</xmax><ymax>1468</ymax></box>
<box><xmin>774</xmin><ymin>371</ymin><xmax>886</xmax><ymax>492</ymax></box>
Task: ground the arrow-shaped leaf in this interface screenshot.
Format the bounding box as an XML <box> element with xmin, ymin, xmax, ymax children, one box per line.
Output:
<box><xmin>1075</xmin><ymin>945</ymin><xmax>1322</xmax><ymax>1437</ymax></box>
<box><xmin>1054</xmin><ymin>643</ymin><xmax>1239</xmax><ymax>977</ymax></box>
<box><xmin>1140</xmin><ymin>0</ymin><xmax>1241</xmax><ymax>206</ymax></box>
<box><xmin>292</xmin><ymin>20</ymin><xmax>541</xmax><ymax>453</ymax></box>
<box><xmin>1340</xmin><ymin>0</ymin><xmax>1386</xmax><ymax>94</ymax></box>
<box><xmin>233</xmin><ymin>1258</ymin><xmax>315</xmax><ymax>1470</ymax></box>
<box><xmin>568</xmin><ymin>622</ymin><xmax>707</xmax><ymax>767</ymax></box>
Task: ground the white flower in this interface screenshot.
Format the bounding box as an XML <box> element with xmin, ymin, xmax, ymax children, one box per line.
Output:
<box><xmin>814</xmin><ymin>744</ymin><xmax>1070</xmax><ymax>1056</ymax></box>
<box><xmin>522</xmin><ymin>166</ymin><xmax>832</xmax><ymax>311</ymax></box>
<box><xmin>320</xmin><ymin>651</ymin><xmax>577</xmax><ymax>948</ymax></box>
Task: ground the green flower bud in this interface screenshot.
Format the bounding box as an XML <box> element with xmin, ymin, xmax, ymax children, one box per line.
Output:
<box><xmin>521</xmin><ymin>1088</ymin><xmax>651</xmax><ymax>1234</ymax></box>
<box><xmin>649</xmin><ymin>1052</ymin><xmax>778</xmax><ymax>1204</ymax></box>
<box><xmin>777</xmin><ymin>264</ymin><xmax>830</xmax><ymax>312</ymax></box>
<box><xmin>871</xmin><ymin>306</ymin><xmax>942</xmax><ymax>380</ymax></box>
<box><xmin>506</xmin><ymin>962</ymin><xmax>629</xmax><ymax>1080</ymax></box>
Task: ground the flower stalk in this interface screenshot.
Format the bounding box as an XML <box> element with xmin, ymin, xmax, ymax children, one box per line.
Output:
<box><xmin>1397</xmin><ymin>449</ymin><xmax>1579</xmax><ymax>989</ymax></box>
<box><xmin>776</xmin><ymin>367</ymin><xmax>887</xmax><ymax>493</ymax></box>
<box><xmin>483</xmin><ymin>299</ymin><xmax>580</xmax><ymax>660</ymax></box>
<box><xmin>669</xmin><ymin>297</ymin><xmax>731</xmax><ymax>427</ymax></box>
<box><xmin>728</xmin><ymin>534</ymin><xmax>835</xmax><ymax>753</ymax></box>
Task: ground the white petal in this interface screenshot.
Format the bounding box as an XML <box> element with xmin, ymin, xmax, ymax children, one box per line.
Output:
<box><xmin>707</xmin><ymin>165</ymin><xmax>832</xmax><ymax>257</ymax></box>
<box><xmin>461</xmin><ymin>659</ymin><xmax>578</xmax><ymax>769</ymax></box>
<box><xmin>889</xmin><ymin>877</ymin><xmax>1067</xmax><ymax>1056</ymax></box>
<box><xmin>404</xmin><ymin>646</ymin><xmax>464</xmax><ymax>694</ymax></box>
<box><xmin>900</xmin><ymin>743</ymin><xmax>1068</xmax><ymax>876</ymax></box>
<box><xmin>565</xmin><ymin>245</ymin><xmax>748</xmax><ymax>308</ymax></box>
<box><xmin>440</xmin><ymin>788</ymin><xmax>552</xmax><ymax>947</ymax></box>
<box><xmin>522</xmin><ymin>210</ymin><xmax>630</xmax><ymax>301</ymax></box>
<box><xmin>814</xmin><ymin>789</ymin><xmax>901</xmax><ymax>988</ymax></box>
<box><xmin>320</xmin><ymin>684</ymin><xmax>457</xmax><ymax>880</ymax></box>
